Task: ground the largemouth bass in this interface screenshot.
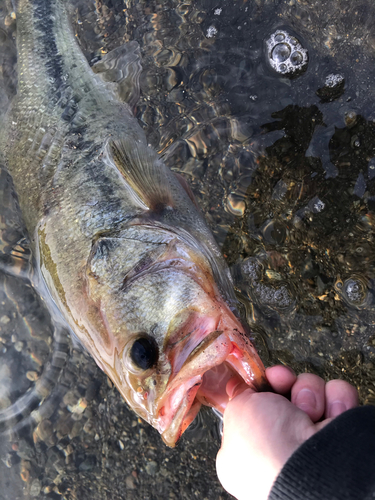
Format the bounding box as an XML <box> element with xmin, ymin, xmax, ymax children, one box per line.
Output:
<box><xmin>0</xmin><ymin>0</ymin><xmax>267</xmax><ymax>446</ymax></box>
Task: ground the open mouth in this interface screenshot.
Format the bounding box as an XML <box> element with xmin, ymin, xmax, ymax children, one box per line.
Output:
<box><xmin>155</xmin><ymin>330</ymin><xmax>268</xmax><ymax>446</ymax></box>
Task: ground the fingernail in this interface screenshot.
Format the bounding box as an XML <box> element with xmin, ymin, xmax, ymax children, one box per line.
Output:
<box><xmin>328</xmin><ymin>401</ymin><xmax>346</xmax><ymax>418</ymax></box>
<box><xmin>295</xmin><ymin>388</ymin><xmax>316</xmax><ymax>412</ymax></box>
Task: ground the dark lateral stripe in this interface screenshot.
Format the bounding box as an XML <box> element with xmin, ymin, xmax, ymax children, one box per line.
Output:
<box><xmin>32</xmin><ymin>0</ymin><xmax>64</xmax><ymax>101</ymax></box>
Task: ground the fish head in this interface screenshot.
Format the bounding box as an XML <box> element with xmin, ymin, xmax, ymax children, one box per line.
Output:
<box><xmin>84</xmin><ymin>224</ymin><xmax>267</xmax><ymax>446</ymax></box>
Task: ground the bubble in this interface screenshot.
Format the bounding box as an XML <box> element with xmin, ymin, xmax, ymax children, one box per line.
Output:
<box><xmin>239</xmin><ymin>258</ymin><xmax>262</xmax><ymax>282</ymax></box>
<box><xmin>266</xmin><ymin>30</ymin><xmax>308</xmax><ymax>76</ymax></box>
<box><xmin>206</xmin><ymin>26</ymin><xmax>218</xmax><ymax>38</ymax></box>
<box><xmin>345</xmin><ymin>280</ymin><xmax>366</xmax><ymax>304</ymax></box>
<box><xmin>272</xmin><ymin>180</ymin><xmax>288</xmax><ymax>200</ymax></box>
<box><xmin>274</xmin><ymin>33</ymin><xmax>285</xmax><ymax>42</ymax></box>
<box><xmin>325</xmin><ymin>74</ymin><xmax>344</xmax><ymax>88</ymax></box>
<box><xmin>261</xmin><ymin>219</ymin><xmax>287</xmax><ymax>246</ymax></box>
<box><xmin>271</xmin><ymin>43</ymin><xmax>291</xmax><ymax>63</ymax></box>
<box><xmin>351</xmin><ymin>136</ymin><xmax>361</xmax><ymax>148</ymax></box>
<box><xmin>237</xmin><ymin>258</ymin><xmax>295</xmax><ymax>315</ymax></box>
<box><xmin>308</xmin><ymin>196</ymin><xmax>325</xmax><ymax>213</ymax></box>
<box><xmin>291</xmin><ymin>51</ymin><xmax>303</xmax><ymax>65</ymax></box>
<box><xmin>340</xmin><ymin>276</ymin><xmax>370</xmax><ymax>308</ymax></box>
<box><xmin>254</xmin><ymin>281</ymin><xmax>295</xmax><ymax>313</ymax></box>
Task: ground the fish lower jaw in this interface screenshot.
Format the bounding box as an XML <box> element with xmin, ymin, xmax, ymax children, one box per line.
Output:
<box><xmin>157</xmin><ymin>375</ymin><xmax>203</xmax><ymax>447</ymax></box>
<box><xmin>157</xmin><ymin>359</ymin><xmax>244</xmax><ymax>447</ymax></box>
<box><xmin>156</xmin><ymin>332</ymin><xmax>267</xmax><ymax>447</ymax></box>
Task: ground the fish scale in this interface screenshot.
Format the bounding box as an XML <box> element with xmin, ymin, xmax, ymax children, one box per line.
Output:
<box><xmin>0</xmin><ymin>0</ymin><xmax>267</xmax><ymax>446</ymax></box>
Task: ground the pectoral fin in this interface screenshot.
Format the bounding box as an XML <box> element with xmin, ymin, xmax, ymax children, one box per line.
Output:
<box><xmin>109</xmin><ymin>138</ymin><xmax>175</xmax><ymax>212</ymax></box>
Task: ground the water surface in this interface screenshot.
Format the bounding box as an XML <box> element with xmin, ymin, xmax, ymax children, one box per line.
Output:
<box><xmin>1</xmin><ymin>1</ymin><xmax>375</xmax><ymax>498</ymax></box>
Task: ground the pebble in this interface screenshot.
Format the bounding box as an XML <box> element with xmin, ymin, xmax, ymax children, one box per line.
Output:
<box><xmin>78</xmin><ymin>455</ymin><xmax>97</xmax><ymax>472</ymax></box>
<box><xmin>125</xmin><ymin>475</ymin><xmax>136</xmax><ymax>489</ymax></box>
<box><xmin>145</xmin><ymin>460</ymin><xmax>158</xmax><ymax>476</ymax></box>
<box><xmin>30</xmin><ymin>479</ymin><xmax>41</xmax><ymax>497</ymax></box>
<box><xmin>14</xmin><ymin>341</ymin><xmax>24</xmax><ymax>352</ymax></box>
<box><xmin>26</xmin><ymin>371</ymin><xmax>39</xmax><ymax>381</ymax></box>
<box><xmin>33</xmin><ymin>419</ymin><xmax>54</xmax><ymax>444</ymax></box>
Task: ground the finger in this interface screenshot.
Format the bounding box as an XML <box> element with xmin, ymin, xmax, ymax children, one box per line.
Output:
<box><xmin>325</xmin><ymin>379</ymin><xmax>359</xmax><ymax>419</ymax></box>
<box><xmin>303</xmin><ymin>417</ymin><xmax>334</xmax><ymax>441</ymax></box>
<box><xmin>227</xmin><ymin>365</ymin><xmax>297</xmax><ymax>399</ymax></box>
<box><xmin>226</xmin><ymin>379</ymin><xmax>252</xmax><ymax>400</ymax></box>
<box><xmin>266</xmin><ymin>365</ymin><xmax>297</xmax><ymax>394</ymax></box>
<box><xmin>291</xmin><ymin>373</ymin><xmax>326</xmax><ymax>422</ymax></box>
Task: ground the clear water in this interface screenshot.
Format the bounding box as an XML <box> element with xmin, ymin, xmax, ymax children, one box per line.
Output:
<box><xmin>1</xmin><ymin>0</ymin><xmax>375</xmax><ymax>498</ymax></box>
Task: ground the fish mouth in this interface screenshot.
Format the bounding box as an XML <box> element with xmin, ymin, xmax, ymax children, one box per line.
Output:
<box><xmin>155</xmin><ymin>328</ymin><xmax>268</xmax><ymax>446</ymax></box>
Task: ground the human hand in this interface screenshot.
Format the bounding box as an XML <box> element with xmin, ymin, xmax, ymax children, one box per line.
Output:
<box><xmin>216</xmin><ymin>366</ymin><xmax>359</xmax><ymax>500</ymax></box>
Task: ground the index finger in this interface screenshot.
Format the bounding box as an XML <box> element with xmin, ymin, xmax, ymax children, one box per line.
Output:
<box><xmin>266</xmin><ymin>365</ymin><xmax>297</xmax><ymax>394</ymax></box>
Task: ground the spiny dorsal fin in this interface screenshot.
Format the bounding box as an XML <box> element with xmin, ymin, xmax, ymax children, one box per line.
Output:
<box><xmin>109</xmin><ymin>138</ymin><xmax>175</xmax><ymax>212</ymax></box>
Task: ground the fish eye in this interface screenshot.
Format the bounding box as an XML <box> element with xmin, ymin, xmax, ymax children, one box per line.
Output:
<box><xmin>130</xmin><ymin>336</ymin><xmax>159</xmax><ymax>370</ymax></box>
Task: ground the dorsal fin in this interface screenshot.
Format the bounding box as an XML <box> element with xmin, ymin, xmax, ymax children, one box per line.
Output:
<box><xmin>92</xmin><ymin>41</ymin><xmax>142</xmax><ymax>109</ymax></box>
<box><xmin>109</xmin><ymin>138</ymin><xmax>175</xmax><ymax>211</ymax></box>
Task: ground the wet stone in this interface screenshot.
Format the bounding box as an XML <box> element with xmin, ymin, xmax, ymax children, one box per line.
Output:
<box><xmin>354</xmin><ymin>173</ymin><xmax>366</xmax><ymax>198</ymax></box>
<box><xmin>30</xmin><ymin>479</ymin><xmax>41</xmax><ymax>497</ymax></box>
<box><xmin>26</xmin><ymin>370</ymin><xmax>39</xmax><ymax>381</ymax></box>
<box><xmin>34</xmin><ymin>419</ymin><xmax>54</xmax><ymax>443</ymax></box>
<box><xmin>126</xmin><ymin>474</ymin><xmax>136</xmax><ymax>489</ymax></box>
<box><xmin>14</xmin><ymin>340</ymin><xmax>24</xmax><ymax>352</ymax></box>
<box><xmin>145</xmin><ymin>460</ymin><xmax>158</xmax><ymax>476</ymax></box>
<box><xmin>16</xmin><ymin>440</ymin><xmax>35</xmax><ymax>461</ymax></box>
<box><xmin>69</xmin><ymin>420</ymin><xmax>84</xmax><ymax>439</ymax></box>
<box><xmin>2</xmin><ymin>452</ymin><xmax>18</xmax><ymax>468</ymax></box>
<box><xmin>85</xmin><ymin>381</ymin><xmax>100</xmax><ymax>401</ymax></box>
<box><xmin>345</xmin><ymin>111</ymin><xmax>358</xmax><ymax>128</ymax></box>
<box><xmin>78</xmin><ymin>455</ymin><xmax>97</xmax><ymax>472</ymax></box>
<box><xmin>0</xmin><ymin>315</ymin><xmax>10</xmax><ymax>324</ymax></box>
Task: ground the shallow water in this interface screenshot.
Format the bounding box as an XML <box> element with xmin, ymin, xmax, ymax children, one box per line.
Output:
<box><xmin>1</xmin><ymin>1</ymin><xmax>375</xmax><ymax>498</ymax></box>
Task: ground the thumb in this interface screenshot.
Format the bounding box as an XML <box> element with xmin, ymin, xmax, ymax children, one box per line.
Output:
<box><xmin>226</xmin><ymin>378</ymin><xmax>256</xmax><ymax>400</ymax></box>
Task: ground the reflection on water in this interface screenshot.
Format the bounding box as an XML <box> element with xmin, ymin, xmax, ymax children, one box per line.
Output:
<box><xmin>1</xmin><ymin>0</ymin><xmax>375</xmax><ymax>498</ymax></box>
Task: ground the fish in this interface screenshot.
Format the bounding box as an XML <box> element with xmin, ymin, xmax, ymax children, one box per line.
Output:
<box><xmin>0</xmin><ymin>0</ymin><xmax>267</xmax><ymax>446</ymax></box>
